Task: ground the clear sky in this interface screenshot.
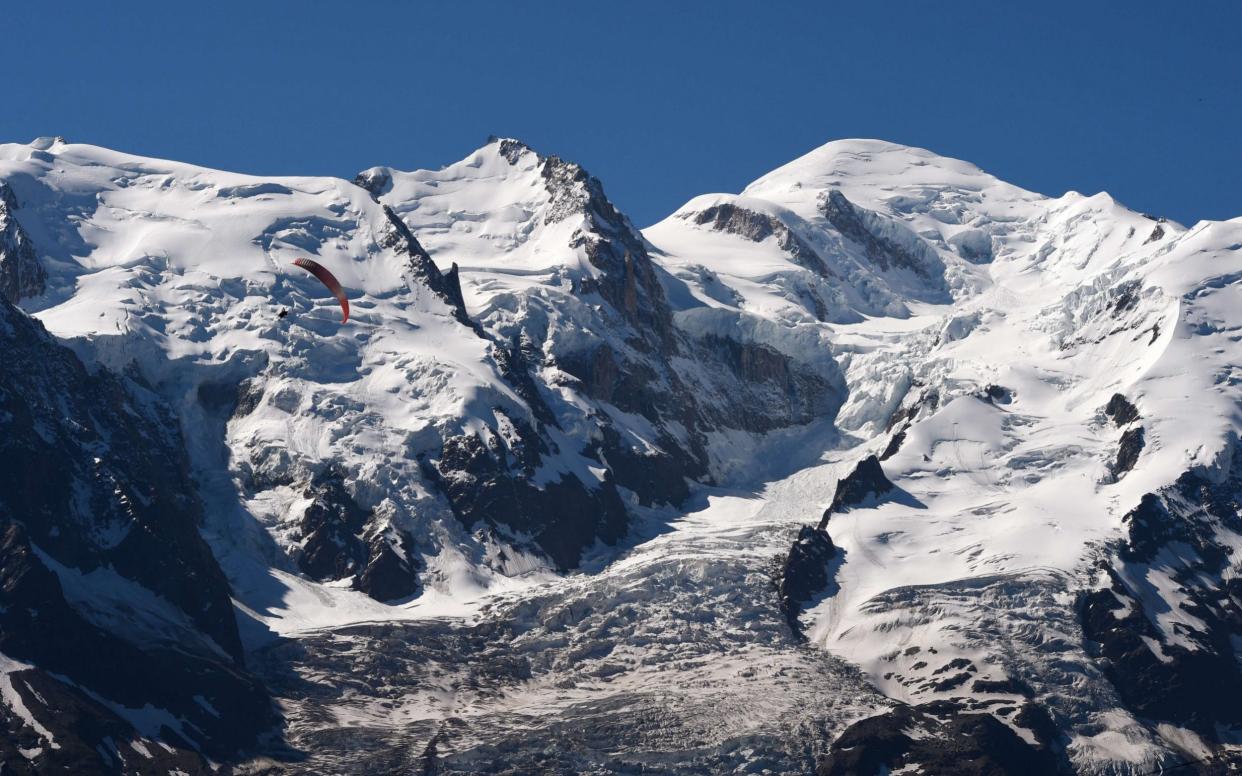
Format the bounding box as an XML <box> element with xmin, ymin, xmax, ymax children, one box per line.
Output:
<box><xmin>7</xmin><ymin>1</ymin><xmax>1239</xmax><ymax>227</ymax></box>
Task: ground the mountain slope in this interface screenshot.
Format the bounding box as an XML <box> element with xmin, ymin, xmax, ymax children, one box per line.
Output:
<box><xmin>648</xmin><ymin>139</ymin><xmax>1242</xmax><ymax>771</ymax></box>
<box><xmin>0</xmin><ymin>135</ymin><xmax>1239</xmax><ymax>774</ymax></box>
<box><xmin>0</xmin><ymin>296</ymin><xmax>276</xmax><ymax>772</ymax></box>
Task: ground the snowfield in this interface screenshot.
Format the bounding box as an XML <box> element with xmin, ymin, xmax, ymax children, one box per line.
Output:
<box><xmin>0</xmin><ymin>135</ymin><xmax>1239</xmax><ymax>773</ymax></box>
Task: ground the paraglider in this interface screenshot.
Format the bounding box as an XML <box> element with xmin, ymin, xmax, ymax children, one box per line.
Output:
<box><xmin>290</xmin><ymin>257</ymin><xmax>349</xmax><ymax>323</ymax></box>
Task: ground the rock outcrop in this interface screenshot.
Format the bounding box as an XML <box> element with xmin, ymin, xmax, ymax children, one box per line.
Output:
<box><xmin>777</xmin><ymin>525</ymin><xmax>837</xmax><ymax>634</ymax></box>
<box><xmin>0</xmin><ymin>184</ymin><xmax>44</xmax><ymax>303</ymax></box>
<box><xmin>1104</xmin><ymin>393</ymin><xmax>1140</xmax><ymax>426</ymax></box>
<box><xmin>818</xmin><ymin>702</ymin><xmax>1064</xmax><ymax>776</ymax></box>
<box><xmin>1082</xmin><ymin>462</ymin><xmax>1242</xmax><ymax>737</ymax></box>
<box><xmin>1115</xmin><ymin>426</ymin><xmax>1145</xmax><ymax>476</ymax></box>
<box><xmin>820</xmin><ymin>189</ymin><xmax>945</xmax><ymax>285</ymax></box>
<box><xmin>819</xmin><ymin>455</ymin><xmax>895</xmax><ymax>528</ymax></box>
<box><xmin>690</xmin><ymin>202</ymin><xmax>830</xmax><ymax>277</ymax></box>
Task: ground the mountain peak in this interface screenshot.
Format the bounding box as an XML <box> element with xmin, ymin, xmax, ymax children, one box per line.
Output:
<box><xmin>742</xmin><ymin>137</ymin><xmax>1030</xmax><ymax>216</ymax></box>
<box><xmin>485</xmin><ymin>135</ymin><xmax>536</xmax><ymax>165</ymax></box>
<box><xmin>359</xmin><ymin>136</ymin><xmax>639</xmax><ymax>279</ymax></box>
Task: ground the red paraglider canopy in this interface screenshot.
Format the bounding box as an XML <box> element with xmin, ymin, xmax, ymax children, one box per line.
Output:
<box><xmin>291</xmin><ymin>257</ymin><xmax>349</xmax><ymax>323</ymax></box>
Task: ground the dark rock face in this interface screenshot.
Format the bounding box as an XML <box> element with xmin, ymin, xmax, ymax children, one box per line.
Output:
<box><xmin>0</xmin><ymin>298</ymin><xmax>278</xmax><ymax>769</ymax></box>
<box><xmin>1012</xmin><ymin>702</ymin><xmax>1061</xmax><ymax>749</ymax></box>
<box><xmin>1104</xmin><ymin>393</ymin><xmax>1139</xmax><ymax>426</ymax></box>
<box><xmin>496</xmin><ymin>136</ymin><xmax>528</xmax><ymax>164</ymax></box>
<box><xmin>983</xmin><ymin>384</ymin><xmax>1013</xmax><ymax>405</ymax></box>
<box><xmin>378</xmin><ymin>204</ymin><xmax>473</xmax><ymax>326</ymax></box>
<box><xmin>777</xmin><ymin>526</ymin><xmax>837</xmax><ymax>634</ymax></box>
<box><xmin>298</xmin><ymin>466</ymin><xmax>371</xmax><ymax>583</ymax></box>
<box><xmin>293</xmin><ymin>465</ymin><xmax>418</xmax><ymax>601</ymax></box>
<box><xmin>1080</xmin><ymin>570</ymin><xmax>1242</xmax><ymax>733</ymax></box>
<box><xmin>425</xmin><ymin>423</ymin><xmax>629</xmax><ymax>571</ymax></box>
<box><xmin>886</xmin><ymin>386</ymin><xmax>939</xmax><ymax>431</ymax></box>
<box><xmin>971</xmin><ymin>677</ymin><xmax>1035</xmax><ymax>697</ymax></box>
<box><xmin>778</xmin><ymin>455</ymin><xmax>897</xmax><ymax>639</ymax></box>
<box><xmin>820</xmin><ymin>188</ymin><xmax>943</xmax><ymax>282</ymax></box>
<box><xmin>1111</xmin><ymin>280</ymin><xmax>1141</xmax><ymax>316</ymax></box>
<box><xmin>353</xmin><ymin>167</ymin><xmax>393</xmax><ymax>199</ymax></box>
<box><xmin>0</xmin><ymin>301</ymin><xmax>240</xmax><ymax>660</ymax></box>
<box><xmin>441</xmin><ymin>261</ymin><xmax>468</xmax><ymax>316</ymax></box>
<box><xmin>0</xmin><ymin>184</ymin><xmax>46</xmax><ymax>303</ymax></box>
<box><xmin>819</xmin><ymin>455</ymin><xmax>895</xmax><ymax>528</ymax></box>
<box><xmin>587</xmin><ymin>424</ymin><xmax>693</xmax><ymax>508</ymax></box>
<box><xmin>1081</xmin><ymin>463</ymin><xmax>1242</xmax><ymax>737</ymax></box>
<box><xmin>550</xmin><ymin>322</ymin><xmax>843</xmax><ymax>508</ymax></box>
<box><xmin>357</xmin><ymin>530</ymin><xmax>419</xmax><ymax>602</ymax></box>
<box><xmin>818</xmin><ymin>703</ymin><xmax>1062</xmax><ymax>776</ymax></box>
<box><xmin>0</xmin><ymin>665</ymin><xmax>210</xmax><ymax>773</ymax></box>
<box><xmin>1119</xmin><ymin>493</ymin><xmax>1177</xmax><ymax>562</ymax></box>
<box><xmin>558</xmin><ymin>344</ymin><xmax>659</xmax><ymax>417</ymax></box>
<box><xmin>0</xmin><ymin>522</ymin><xmax>278</xmax><ymax>772</ymax></box>
<box><xmin>880</xmin><ymin>428</ymin><xmax>907</xmax><ymax>461</ymax></box>
<box><xmin>692</xmin><ymin>335</ymin><xmax>843</xmax><ymax>434</ymax></box>
<box><xmin>1114</xmin><ymin>426</ymin><xmax>1145</xmax><ymax>476</ymax></box>
<box><xmin>691</xmin><ymin>202</ymin><xmax>829</xmax><ymax>277</ymax></box>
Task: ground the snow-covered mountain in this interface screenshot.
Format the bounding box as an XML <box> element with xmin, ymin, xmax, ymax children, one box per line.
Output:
<box><xmin>0</xmin><ymin>134</ymin><xmax>1239</xmax><ymax>774</ymax></box>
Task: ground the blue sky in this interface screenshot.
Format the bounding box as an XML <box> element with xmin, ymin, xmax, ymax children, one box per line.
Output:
<box><xmin>7</xmin><ymin>1</ymin><xmax>1239</xmax><ymax>227</ymax></box>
